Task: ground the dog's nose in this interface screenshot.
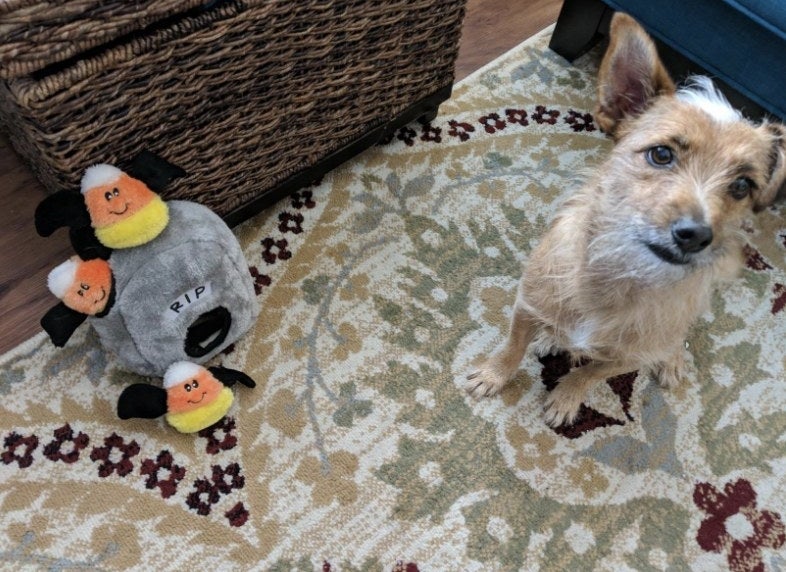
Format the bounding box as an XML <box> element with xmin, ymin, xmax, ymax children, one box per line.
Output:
<box><xmin>671</xmin><ymin>218</ymin><xmax>713</xmax><ymax>253</ymax></box>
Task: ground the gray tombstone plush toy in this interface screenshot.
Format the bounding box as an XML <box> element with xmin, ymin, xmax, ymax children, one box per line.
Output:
<box><xmin>36</xmin><ymin>162</ymin><xmax>259</xmax><ymax>377</ymax></box>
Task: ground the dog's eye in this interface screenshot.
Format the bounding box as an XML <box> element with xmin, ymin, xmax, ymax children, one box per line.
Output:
<box><xmin>729</xmin><ymin>177</ymin><xmax>755</xmax><ymax>200</ymax></box>
<box><xmin>646</xmin><ymin>146</ymin><xmax>675</xmax><ymax>167</ymax></box>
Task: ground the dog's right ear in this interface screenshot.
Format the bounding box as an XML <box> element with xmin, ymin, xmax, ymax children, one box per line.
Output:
<box><xmin>753</xmin><ymin>123</ymin><xmax>786</xmax><ymax>211</ymax></box>
<box><xmin>596</xmin><ymin>13</ymin><xmax>676</xmax><ymax>137</ymax></box>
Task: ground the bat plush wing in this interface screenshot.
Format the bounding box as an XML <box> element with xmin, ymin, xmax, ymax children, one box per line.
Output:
<box><xmin>117</xmin><ymin>384</ymin><xmax>168</xmax><ymax>420</ymax></box>
<box><xmin>208</xmin><ymin>366</ymin><xmax>256</xmax><ymax>388</ymax></box>
<box><xmin>40</xmin><ymin>303</ymin><xmax>88</xmax><ymax>347</ymax></box>
<box><xmin>34</xmin><ymin>191</ymin><xmax>110</xmax><ymax>260</ymax></box>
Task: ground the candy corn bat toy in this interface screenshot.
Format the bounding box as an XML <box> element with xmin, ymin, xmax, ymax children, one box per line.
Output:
<box><xmin>117</xmin><ymin>362</ymin><xmax>256</xmax><ymax>433</ymax></box>
<box><xmin>35</xmin><ymin>153</ymin><xmax>259</xmax><ymax>431</ymax></box>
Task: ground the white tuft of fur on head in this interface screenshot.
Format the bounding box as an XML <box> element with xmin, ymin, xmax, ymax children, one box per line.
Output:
<box><xmin>81</xmin><ymin>164</ymin><xmax>123</xmax><ymax>194</ymax></box>
<box><xmin>48</xmin><ymin>257</ymin><xmax>79</xmax><ymax>298</ymax></box>
<box><xmin>163</xmin><ymin>361</ymin><xmax>205</xmax><ymax>389</ymax></box>
<box><xmin>676</xmin><ymin>76</ymin><xmax>742</xmax><ymax>124</ymax></box>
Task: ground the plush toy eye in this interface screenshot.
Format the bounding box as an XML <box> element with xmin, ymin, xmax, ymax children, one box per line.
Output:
<box><xmin>184</xmin><ymin>383</ymin><xmax>192</xmax><ymax>392</ymax></box>
<box><xmin>729</xmin><ymin>177</ymin><xmax>755</xmax><ymax>200</ymax></box>
<box><xmin>81</xmin><ymin>283</ymin><xmax>90</xmax><ymax>291</ymax></box>
<box><xmin>646</xmin><ymin>146</ymin><xmax>675</xmax><ymax>167</ymax></box>
<box><xmin>112</xmin><ymin>188</ymin><xmax>120</xmax><ymax>197</ymax></box>
<box><xmin>104</xmin><ymin>191</ymin><xmax>113</xmax><ymax>201</ymax></box>
<box><xmin>77</xmin><ymin>289</ymin><xmax>84</xmax><ymax>297</ymax></box>
<box><xmin>192</xmin><ymin>380</ymin><xmax>199</xmax><ymax>389</ymax></box>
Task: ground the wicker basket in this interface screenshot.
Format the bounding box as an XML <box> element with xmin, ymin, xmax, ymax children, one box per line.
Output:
<box><xmin>0</xmin><ymin>0</ymin><xmax>467</xmax><ymax>223</ymax></box>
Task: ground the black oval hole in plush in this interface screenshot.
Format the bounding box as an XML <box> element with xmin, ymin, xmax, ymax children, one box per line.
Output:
<box><xmin>184</xmin><ymin>306</ymin><xmax>232</xmax><ymax>357</ymax></box>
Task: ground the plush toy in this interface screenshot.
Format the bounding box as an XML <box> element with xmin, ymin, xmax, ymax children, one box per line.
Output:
<box><xmin>41</xmin><ymin>256</ymin><xmax>115</xmax><ymax>346</ymax></box>
<box><xmin>79</xmin><ymin>163</ymin><xmax>169</xmax><ymax>249</ymax></box>
<box><xmin>35</xmin><ymin>152</ymin><xmax>185</xmax><ymax>259</ymax></box>
<box><xmin>117</xmin><ymin>362</ymin><xmax>256</xmax><ymax>433</ymax></box>
<box><xmin>36</xmin><ymin>154</ymin><xmax>260</xmax><ymax>376</ymax></box>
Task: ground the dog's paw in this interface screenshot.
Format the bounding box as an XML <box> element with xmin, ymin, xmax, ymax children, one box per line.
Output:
<box><xmin>465</xmin><ymin>363</ymin><xmax>508</xmax><ymax>399</ymax></box>
<box><xmin>543</xmin><ymin>383</ymin><xmax>583</xmax><ymax>427</ymax></box>
<box><xmin>653</xmin><ymin>352</ymin><xmax>688</xmax><ymax>390</ymax></box>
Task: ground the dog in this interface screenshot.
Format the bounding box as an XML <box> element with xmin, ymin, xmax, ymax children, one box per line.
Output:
<box><xmin>466</xmin><ymin>13</ymin><xmax>786</xmax><ymax>427</ymax></box>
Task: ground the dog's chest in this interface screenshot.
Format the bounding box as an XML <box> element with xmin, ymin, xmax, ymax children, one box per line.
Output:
<box><xmin>559</xmin><ymin>277</ymin><xmax>712</xmax><ymax>362</ymax></box>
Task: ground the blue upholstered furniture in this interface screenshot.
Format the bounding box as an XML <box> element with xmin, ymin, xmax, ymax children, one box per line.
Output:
<box><xmin>549</xmin><ymin>0</ymin><xmax>786</xmax><ymax>121</ymax></box>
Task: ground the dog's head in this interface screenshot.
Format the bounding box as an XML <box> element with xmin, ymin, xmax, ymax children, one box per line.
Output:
<box><xmin>589</xmin><ymin>13</ymin><xmax>786</xmax><ymax>281</ymax></box>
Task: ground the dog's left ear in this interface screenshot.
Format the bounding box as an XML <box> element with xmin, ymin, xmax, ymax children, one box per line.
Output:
<box><xmin>596</xmin><ymin>13</ymin><xmax>676</xmax><ymax>137</ymax></box>
<box><xmin>753</xmin><ymin>123</ymin><xmax>786</xmax><ymax>211</ymax></box>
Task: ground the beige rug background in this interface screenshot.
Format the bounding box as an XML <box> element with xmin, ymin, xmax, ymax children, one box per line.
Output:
<box><xmin>2</xmin><ymin>27</ymin><xmax>786</xmax><ymax>571</ymax></box>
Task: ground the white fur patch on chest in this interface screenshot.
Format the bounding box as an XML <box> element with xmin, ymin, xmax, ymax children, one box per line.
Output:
<box><xmin>567</xmin><ymin>318</ymin><xmax>598</xmax><ymax>352</ymax></box>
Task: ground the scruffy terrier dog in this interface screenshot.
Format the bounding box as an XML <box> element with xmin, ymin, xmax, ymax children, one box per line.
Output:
<box><xmin>466</xmin><ymin>13</ymin><xmax>786</xmax><ymax>427</ymax></box>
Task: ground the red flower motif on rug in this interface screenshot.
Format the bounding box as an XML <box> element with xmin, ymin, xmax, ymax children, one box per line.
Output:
<box><xmin>772</xmin><ymin>283</ymin><xmax>786</xmax><ymax>315</ymax></box>
<box><xmin>420</xmin><ymin>123</ymin><xmax>442</xmax><ymax>143</ymax></box>
<box><xmin>396</xmin><ymin>126</ymin><xmax>417</xmax><ymax>146</ymax></box>
<box><xmin>278</xmin><ymin>211</ymin><xmax>305</xmax><ymax>234</ymax></box>
<box><xmin>564</xmin><ymin>109</ymin><xmax>596</xmax><ymax>132</ymax></box>
<box><xmin>744</xmin><ymin>244</ymin><xmax>773</xmax><ymax>271</ymax></box>
<box><xmin>291</xmin><ymin>189</ymin><xmax>316</xmax><ymax>209</ymax></box>
<box><xmin>89</xmin><ymin>433</ymin><xmax>140</xmax><ymax>477</ymax></box>
<box><xmin>211</xmin><ymin>462</ymin><xmax>245</xmax><ymax>494</ymax></box>
<box><xmin>531</xmin><ymin>105</ymin><xmax>560</xmax><ymax>124</ymax></box>
<box><xmin>479</xmin><ymin>112</ymin><xmax>506</xmax><ymax>133</ymax></box>
<box><xmin>1</xmin><ymin>431</ymin><xmax>38</xmax><ymax>468</ymax></box>
<box><xmin>505</xmin><ymin>108</ymin><xmax>529</xmax><ymax>126</ymax></box>
<box><xmin>262</xmin><ymin>237</ymin><xmax>292</xmax><ymax>264</ymax></box>
<box><xmin>392</xmin><ymin>561</ymin><xmax>420</xmax><ymax>572</ymax></box>
<box><xmin>225</xmin><ymin>502</ymin><xmax>249</xmax><ymax>527</ymax></box>
<box><xmin>140</xmin><ymin>450</ymin><xmax>186</xmax><ymax>499</ymax></box>
<box><xmin>538</xmin><ymin>352</ymin><xmax>632</xmax><ymax>438</ymax></box>
<box><xmin>693</xmin><ymin>479</ymin><xmax>786</xmax><ymax>572</ymax></box>
<box><xmin>199</xmin><ymin>416</ymin><xmax>238</xmax><ymax>454</ymax></box>
<box><xmin>447</xmin><ymin>119</ymin><xmax>475</xmax><ymax>141</ymax></box>
<box><xmin>249</xmin><ymin>266</ymin><xmax>271</xmax><ymax>295</ymax></box>
<box><xmin>43</xmin><ymin>423</ymin><xmax>89</xmax><ymax>464</ymax></box>
<box><xmin>187</xmin><ymin>477</ymin><xmax>222</xmax><ymax>516</ymax></box>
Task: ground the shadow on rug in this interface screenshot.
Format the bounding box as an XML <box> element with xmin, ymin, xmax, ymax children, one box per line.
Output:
<box><xmin>2</xmin><ymin>26</ymin><xmax>786</xmax><ymax>571</ymax></box>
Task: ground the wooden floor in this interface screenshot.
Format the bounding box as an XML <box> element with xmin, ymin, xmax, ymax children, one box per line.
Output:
<box><xmin>0</xmin><ymin>0</ymin><xmax>563</xmax><ymax>355</ymax></box>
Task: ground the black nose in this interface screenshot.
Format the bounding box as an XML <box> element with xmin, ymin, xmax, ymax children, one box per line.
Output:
<box><xmin>671</xmin><ymin>218</ymin><xmax>713</xmax><ymax>253</ymax></box>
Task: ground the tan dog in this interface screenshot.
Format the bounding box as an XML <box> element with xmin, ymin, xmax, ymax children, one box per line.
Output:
<box><xmin>466</xmin><ymin>13</ymin><xmax>786</xmax><ymax>427</ymax></box>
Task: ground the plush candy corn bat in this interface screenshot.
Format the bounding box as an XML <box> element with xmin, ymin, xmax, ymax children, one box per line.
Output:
<box><xmin>79</xmin><ymin>164</ymin><xmax>169</xmax><ymax>249</ymax></box>
<box><xmin>117</xmin><ymin>362</ymin><xmax>256</xmax><ymax>433</ymax></box>
<box><xmin>34</xmin><ymin>152</ymin><xmax>185</xmax><ymax>258</ymax></box>
<box><xmin>41</xmin><ymin>256</ymin><xmax>115</xmax><ymax>347</ymax></box>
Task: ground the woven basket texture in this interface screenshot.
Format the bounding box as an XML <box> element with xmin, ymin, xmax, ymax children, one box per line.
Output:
<box><xmin>0</xmin><ymin>0</ymin><xmax>466</xmax><ymax>219</ymax></box>
<box><xmin>0</xmin><ymin>0</ymin><xmax>209</xmax><ymax>79</ymax></box>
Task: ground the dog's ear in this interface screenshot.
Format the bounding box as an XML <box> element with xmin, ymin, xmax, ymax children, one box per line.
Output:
<box><xmin>596</xmin><ymin>13</ymin><xmax>676</xmax><ymax>137</ymax></box>
<box><xmin>753</xmin><ymin>123</ymin><xmax>786</xmax><ymax>211</ymax></box>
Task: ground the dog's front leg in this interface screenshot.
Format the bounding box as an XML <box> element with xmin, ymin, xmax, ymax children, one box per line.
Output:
<box><xmin>466</xmin><ymin>306</ymin><xmax>538</xmax><ymax>398</ymax></box>
<box><xmin>543</xmin><ymin>360</ymin><xmax>636</xmax><ymax>427</ymax></box>
<box><xmin>652</xmin><ymin>345</ymin><xmax>689</xmax><ymax>389</ymax></box>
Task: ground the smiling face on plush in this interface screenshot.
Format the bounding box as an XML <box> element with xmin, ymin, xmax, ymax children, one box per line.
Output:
<box><xmin>80</xmin><ymin>164</ymin><xmax>169</xmax><ymax>249</ymax></box>
<box><xmin>83</xmin><ymin>172</ymin><xmax>156</xmax><ymax>227</ymax></box>
<box><xmin>164</xmin><ymin>362</ymin><xmax>224</xmax><ymax>414</ymax></box>
<box><xmin>48</xmin><ymin>256</ymin><xmax>113</xmax><ymax>315</ymax></box>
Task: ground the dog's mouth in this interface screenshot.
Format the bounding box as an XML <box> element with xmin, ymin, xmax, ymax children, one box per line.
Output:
<box><xmin>645</xmin><ymin>242</ymin><xmax>691</xmax><ymax>265</ymax></box>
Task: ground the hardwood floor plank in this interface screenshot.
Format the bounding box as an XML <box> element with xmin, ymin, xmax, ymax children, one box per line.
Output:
<box><xmin>0</xmin><ymin>0</ymin><xmax>563</xmax><ymax>355</ymax></box>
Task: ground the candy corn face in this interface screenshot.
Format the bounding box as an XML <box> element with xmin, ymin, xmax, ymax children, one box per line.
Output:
<box><xmin>165</xmin><ymin>367</ymin><xmax>225</xmax><ymax>414</ymax></box>
<box><xmin>82</xmin><ymin>173</ymin><xmax>157</xmax><ymax>229</ymax></box>
<box><xmin>80</xmin><ymin>164</ymin><xmax>169</xmax><ymax>249</ymax></box>
<box><xmin>48</xmin><ymin>256</ymin><xmax>113</xmax><ymax>315</ymax></box>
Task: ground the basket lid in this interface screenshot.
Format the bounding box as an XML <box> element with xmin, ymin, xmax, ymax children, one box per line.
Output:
<box><xmin>0</xmin><ymin>0</ymin><xmax>213</xmax><ymax>79</ymax></box>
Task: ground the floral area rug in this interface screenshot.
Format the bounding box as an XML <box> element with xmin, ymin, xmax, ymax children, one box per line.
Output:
<box><xmin>2</xmin><ymin>26</ymin><xmax>786</xmax><ymax>571</ymax></box>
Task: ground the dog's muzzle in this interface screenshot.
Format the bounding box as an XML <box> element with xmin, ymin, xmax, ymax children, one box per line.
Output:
<box><xmin>646</xmin><ymin>217</ymin><xmax>713</xmax><ymax>265</ymax></box>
